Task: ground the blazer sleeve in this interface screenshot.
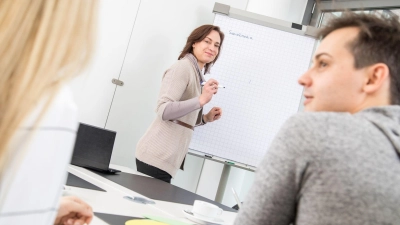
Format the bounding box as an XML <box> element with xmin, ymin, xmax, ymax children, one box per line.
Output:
<box><xmin>156</xmin><ymin>61</ymin><xmax>201</xmax><ymax>120</ymax></box>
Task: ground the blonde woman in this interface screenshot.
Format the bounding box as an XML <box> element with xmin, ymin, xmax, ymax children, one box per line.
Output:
<box><xmin>0</xmin><ymin>0</ymin><xmax>97</xmax><ymax>224</ymax></box>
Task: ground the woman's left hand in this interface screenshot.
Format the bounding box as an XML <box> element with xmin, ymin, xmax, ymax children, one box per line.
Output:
<box><xmin>204</xmin><ymin>107</ymin><xmax>222</xmax><ymax>123</ymax></box>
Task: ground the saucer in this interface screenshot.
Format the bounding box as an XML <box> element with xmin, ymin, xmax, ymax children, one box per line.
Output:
<box><xmin>182</xmin><ymin>209</ymin><xmax>224</xmax><ymax>225</ymax></box>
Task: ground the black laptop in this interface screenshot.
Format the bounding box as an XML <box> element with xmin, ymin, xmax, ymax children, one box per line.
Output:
<box><xmin>71</xmin><ymin>123</ymin><xmax>120</xmax><ymax>174</ymax></box>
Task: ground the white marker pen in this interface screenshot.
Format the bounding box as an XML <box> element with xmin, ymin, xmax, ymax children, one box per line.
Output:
<box><xmin>201</xmin><ymin>82</ymin><xmax>226</xmax><ymax>88</ymax></box>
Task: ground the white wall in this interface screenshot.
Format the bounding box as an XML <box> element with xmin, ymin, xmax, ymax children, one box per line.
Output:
<box><xmin>70</xmin><ymin>0</ymin><xmax>140</xmax><ymax>128</ymax></box>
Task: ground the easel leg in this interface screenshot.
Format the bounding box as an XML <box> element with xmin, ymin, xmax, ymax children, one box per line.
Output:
<box><xmin>215</xmin><ymin>164</ymin><xmax>231</xmax><ymax>203</ymax></box>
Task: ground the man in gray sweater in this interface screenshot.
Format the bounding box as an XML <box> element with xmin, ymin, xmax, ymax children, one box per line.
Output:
<box><xmin>234</xmin><ymin>13</ymin><xmax>400</xmax><ymax>225</ymax></box>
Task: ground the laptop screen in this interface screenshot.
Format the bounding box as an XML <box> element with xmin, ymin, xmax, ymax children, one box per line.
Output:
<box><xmin>71</xmin><ymin>123</ymin><xmax>116</xmax><ymax>171</ymax></box>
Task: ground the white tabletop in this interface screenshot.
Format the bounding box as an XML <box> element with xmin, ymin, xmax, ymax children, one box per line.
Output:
<box><xmin>66</xmin><ymin>164</ymin><xmax>237</xmax><ymax>225</ymax></box>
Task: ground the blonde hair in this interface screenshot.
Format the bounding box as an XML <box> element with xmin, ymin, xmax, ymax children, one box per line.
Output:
<box><xmin>0</xmin><ymin>0</ymin><xmax>98</xmax><ymax>171</ymax></box>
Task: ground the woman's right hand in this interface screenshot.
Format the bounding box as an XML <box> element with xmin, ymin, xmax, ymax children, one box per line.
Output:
<box><xmin>199</xmin><ymin>79</ymin><xmax>219</xmax><ymax>107</ymax></box>
<box><xmin>54</xmin><ymin>196</ymin><xmax>93</xmax><ymax>225</ymax></box>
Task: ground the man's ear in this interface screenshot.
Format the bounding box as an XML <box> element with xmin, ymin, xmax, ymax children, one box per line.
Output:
<box><xmin>363</xmin><ymin>63</ymin><xmax>390</xmax><ymax>94</ymax></box>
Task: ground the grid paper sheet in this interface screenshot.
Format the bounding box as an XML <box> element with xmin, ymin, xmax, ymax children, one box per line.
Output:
<box><xmin>189</xmin><ymin>14</ymin><xmax>315</xmax><ymax>167</ymax></box>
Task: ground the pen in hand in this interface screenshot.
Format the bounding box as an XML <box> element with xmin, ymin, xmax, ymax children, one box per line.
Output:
<box><xmin>201</xmin><ymin>82</ymin><xmax>226</xmax><ymax>88</ymax></box>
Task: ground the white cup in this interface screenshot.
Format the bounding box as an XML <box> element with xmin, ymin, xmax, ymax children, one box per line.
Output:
<box><xmin>192</xmin><ymin>200</ymin><xmax>223</xmax><ymax>220</ymax></box>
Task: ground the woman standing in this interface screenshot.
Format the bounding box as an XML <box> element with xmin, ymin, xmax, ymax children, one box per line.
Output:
<box><xmin>136</xmin><ymin>25</ymin><xmax>225</xmax><ymax>183</ymax></box>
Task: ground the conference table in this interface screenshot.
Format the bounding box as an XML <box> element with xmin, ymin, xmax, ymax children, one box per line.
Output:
<box><xmin>65</xmin><ymin>164</ymin><xmax>238</xmax><ymax>225</ymax></box>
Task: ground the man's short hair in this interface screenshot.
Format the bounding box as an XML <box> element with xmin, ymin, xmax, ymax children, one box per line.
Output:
<box><xmin>318</xmin><ymin>13</ymin><xmax>400</xmax><ymax>105</ymax></box>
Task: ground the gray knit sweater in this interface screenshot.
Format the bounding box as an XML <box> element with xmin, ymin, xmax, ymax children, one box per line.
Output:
<box><xmin>234</xmin><ymin>106</ymin><xmax>400</xmax><ymax>225</ymax></box>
